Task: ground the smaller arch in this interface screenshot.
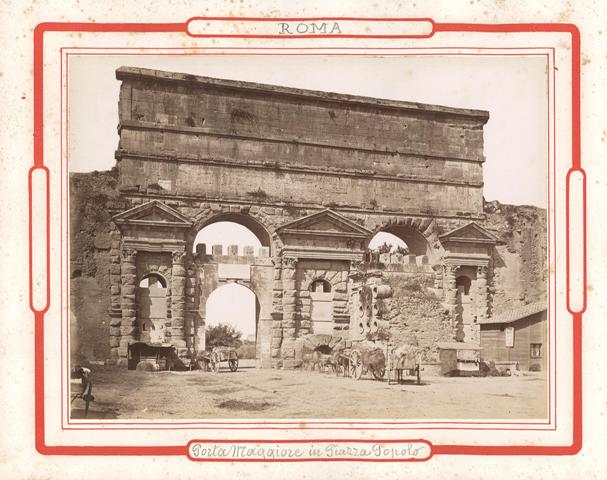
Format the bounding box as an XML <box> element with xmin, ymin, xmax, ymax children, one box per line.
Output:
<box><xmin>139</xmin><ymin>272</ymin><xmax>168</xmax><ymax>288</ymax></box>
<box><xmin>309</xmin><ymin>278</ymin><xmax>332</xmax><ymax>293</ymax></box>
<box><xmin>456</xmin><ymin>275</ymin><xmax>471</xmax><ymax>295</ymax></box>
<box><xmin>313</xmin><ymin>345</ymin><xmax>333</xmax><ymax>355</ymax></box>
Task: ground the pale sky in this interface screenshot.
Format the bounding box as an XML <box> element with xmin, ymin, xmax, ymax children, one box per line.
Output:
<box><xmin>205</xmin><ymin>283</ymin><xmax>256</xmax><ymax>338</ymax></box>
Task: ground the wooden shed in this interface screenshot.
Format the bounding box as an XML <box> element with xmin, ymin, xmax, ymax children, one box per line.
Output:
<box><xmin>479</xmin><ymin>302</ymin><xmax>547</xmax><ymax>372</ymax></box>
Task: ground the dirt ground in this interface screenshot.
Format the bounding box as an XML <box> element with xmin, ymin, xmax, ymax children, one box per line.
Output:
<box><xmin>72</xmin><ymin>362</ymin><xmax>548</xmax><ymax>420</ymax></box>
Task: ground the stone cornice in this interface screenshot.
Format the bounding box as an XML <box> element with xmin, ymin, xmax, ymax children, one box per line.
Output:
<box><xmin>119</xmin><ymin>192</ymin><xmax>486</xmax><ymax>222</ymax></box>
<box><xmin>116</xmin><ymin>66</ymin><xmax>490</xmax><ymax>124</ymax></box>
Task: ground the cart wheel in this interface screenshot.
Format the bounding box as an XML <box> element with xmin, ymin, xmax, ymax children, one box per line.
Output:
<box><xmin>372</xmin><ymin>367</ymin><xmax>386</xmax><ymax>380</ymax></box>
<box><xmin>210</xmin><ymin>352</ymin><xmax>220</xmax><ymax>373</ymax></box>
<box><xmin>229</xmin><ymin>358</ymin><xmax>238</xmax><ymax>372</ymax></box>
<box><xmin>350</xmin><ymin>350</ymin><xmax>363</xmax><ymax>380</ymax></box>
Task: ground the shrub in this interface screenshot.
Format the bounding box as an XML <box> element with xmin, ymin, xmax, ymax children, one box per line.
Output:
<box><xmin>529</xmin><ymin>363</ymin><xmax>541</xmax><ymax>372</ymax></box>
<box><xmin>206</xmin><ymin>323</ymin><xmax>243</xmax><ymax>349</ymax></box>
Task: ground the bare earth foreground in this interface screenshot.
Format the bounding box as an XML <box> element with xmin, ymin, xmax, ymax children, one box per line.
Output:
<box><xmin>72</xmin><ymin>363</ymin><xmax>547</xmax><ymax>420</ymax></box>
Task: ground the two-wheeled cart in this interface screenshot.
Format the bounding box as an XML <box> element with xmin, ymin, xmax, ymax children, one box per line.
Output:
<box><xmin>197</xmin><ymin>346</ymin><xmax>239</xmax><ymax>373</ymax></box>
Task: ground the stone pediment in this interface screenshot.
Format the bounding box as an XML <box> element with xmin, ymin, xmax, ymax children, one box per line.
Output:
<box><xmin>113</xmin><ymin>200</ymin><xmax>193</xmax><ymax>229</ymax></box>
<box><xmin>276</xmin><ymin>209</ymin><xmax>372</xmax><ymax>239</ymax></box>
<box><xmin>439</xmin><ymin>222</ymin><xmax>499</xmax><ymax>244</ymax></box>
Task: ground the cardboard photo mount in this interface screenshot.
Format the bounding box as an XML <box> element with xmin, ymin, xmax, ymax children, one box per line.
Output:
<box><xmin>28</xmin><ymin>17</ymin><xmax>586</xmax><ymax>460</ymax></box>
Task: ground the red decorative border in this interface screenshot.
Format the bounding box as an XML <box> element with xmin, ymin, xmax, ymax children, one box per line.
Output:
<box><xmin>30</xmin><ymin>18</ymin><xmax>584</xmax><ymax>459</ymax></box>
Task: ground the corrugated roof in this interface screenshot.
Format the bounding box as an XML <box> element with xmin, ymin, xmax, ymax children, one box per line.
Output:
<box><xmin>480</xmin><ymin>301</ymin><xmax>547</xmax><ymax>325</ymax></box>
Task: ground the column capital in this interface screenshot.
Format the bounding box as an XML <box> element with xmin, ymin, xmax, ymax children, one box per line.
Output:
<box><xmin>477</xmin><ymin>265</ymin><xmax>489</xmax><ymax>276</ymax></box>
<box><xmin>444</xmin><ymin>264</ymin><xmax>460</xmax><ymax>276</ymax></box>
<box><xmin>172</xmin><ymin>250</ymin><xmax>187</xmax><ymax>264</ymax></box>
<box><xmin>121</xmin><ymin>248</ymin><xmax>137</xmax><ymax>262</ymax></box>
<box><xmin>282</xmin><ymin>256</ymin><xmax>298</xmax><ymax>269</ymax></box>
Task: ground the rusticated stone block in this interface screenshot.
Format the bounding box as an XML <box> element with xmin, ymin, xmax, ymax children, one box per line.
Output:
<box><xmin>120</xmin><ymin>325</ymin><xmax>137</xmax><ymax>336</ymax></box>
<box><xmin>283</xmin><ymin>269</ymin><xmax>296</xmax><ymax>281</ymax></box>
<box><xmin>121</xmin><ymin>274</ymin><xmax>137</xmax><ymax>285</ymax></box>
<box><xmin>121</xmin><ymin>263</ymin><xmax>137</xmax><ymax>275</ymax></box>
<box><xmin>172</xmin><ymin>284</ymin><xmax>185</xmax><ymax>296</ymax></box>
<box><xmin>109</xmin><ymin>336</ymin><xmax>121</xmax><ymax>348</ymax></box>
<box><xmin>283</xmin><ymin>327</ymin><xmax>296</xmax><ymax>338</ymax></box>
<box><xmin>172</xmin><ymin>265</ymin><xmax>186</xmax><ymax>277</ymax></box>
<box><xmin>122</xmin><ymin>284</ymin><xmax>136</xmax><ymax>295</ymax></box>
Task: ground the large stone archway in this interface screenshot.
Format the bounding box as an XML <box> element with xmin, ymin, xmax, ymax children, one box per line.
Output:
<box><xmin>108</xmin><ymin>67</ymin><xmax>499</xmax><ymax>368</ymax></box>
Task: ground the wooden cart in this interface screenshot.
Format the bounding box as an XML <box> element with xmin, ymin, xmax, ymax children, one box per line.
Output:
<box><xmin>348</xmin><ymin>344</ymin><xmax>386</xmax><ymax>381</ymax></box>
<box><xmin>387</xmin><ymin>344</ymin><xmax>421</xmax><ymax>385</ymax></box>
<box><xmin>197</xmin><ymin>346</ymin><xmax>239</xmax><ymax>373</ymax></box>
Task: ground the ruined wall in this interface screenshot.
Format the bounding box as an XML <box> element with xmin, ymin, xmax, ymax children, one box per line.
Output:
<box><xmin>379</xmin><ymin>274</ymin><xmax>454</xmax><ymax>363</ymax></box>
<box><xmin>483</xmin><ymin>200</ymin><xmax>547</xmax><ymax>315</ymax></box>
<box><xmin>69</xmin><ymin>169</ymin><xmax>124</xmax><ymax>362</ymax></box>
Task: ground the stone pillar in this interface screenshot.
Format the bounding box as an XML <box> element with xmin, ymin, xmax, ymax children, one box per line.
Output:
<box><xmin>280</xmin><ymin>256</ymin><xmax>298</xmax><ymax>367</ymax></box>
<box><xmin>473</xmin><ymin>265</ymin><xmax>489</xmax><ymax>344</ymax></box>
<box><xmin>444</xmin><ymin>265</ymin><xmax>465</xmax><ymax>341</ymax></box>
<box><xmin>118</xmin><ymin>248</ymin><xmax>138</xmax><ymax>366</ymax></box>
<box><xmin>108</xmin><ymin>230</ymin><xmax>122</xmax><ymax>363</ymax></box>
<box><xmin>270</xmin><ymin>256</ymin><xmax>284</xmax><ymax>366</ymax></box>
<box><xmin>171</xmin><ymin>250</ymin><xmax>187</xmax><ymax>355</ymax></box>
<box><xmin>444</xmin><ymin>265</ymin><xmax>458</xmax><ymax>313</ymax></box>
<box><xmin>184</xmin><ymin>263</ymin><xmax>197</xmax><ymax>352</ymax></box>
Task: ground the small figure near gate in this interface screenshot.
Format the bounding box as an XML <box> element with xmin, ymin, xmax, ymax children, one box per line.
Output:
<box><xmin>70</xmin><ymin>365</ymin><xmax>94</xmax><ymax>417</ymax></box>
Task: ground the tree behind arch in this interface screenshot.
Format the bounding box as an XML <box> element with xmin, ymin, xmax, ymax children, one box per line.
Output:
<box><xmin>206</xmin><ymin>323</ymin><xmax>243</xmax><ymax>349</ymax></box>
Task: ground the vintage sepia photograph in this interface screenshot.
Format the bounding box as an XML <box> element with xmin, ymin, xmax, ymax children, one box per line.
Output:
<box><xmin>68</xmin><ymin>54</ymin><xmax>549</xmax><ymax>421</ymax></box>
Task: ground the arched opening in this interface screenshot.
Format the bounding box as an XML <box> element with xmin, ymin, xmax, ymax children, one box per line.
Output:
<box><xmin>314</xmin><ymin>344</ymin><xmax>333</xmax><ymax>355</ymax></box>
<box><xmin>456</xmin><ymin>275</ymin><xmax>471</xmax><ymax>296</ymax></box>
<box><xmin>309</xmin><ymin>278</ymin><xmax>334</xmax><ymax>334</ymax></box>
<box><xmin>204</xmin><ymin>283</ymin><xmax>260</xmax><ymax>363</ymax></box>
<box><xmin>368</xmin><ymin>226</ymin><xmax>431</xmax><ymax>257</ymax></box>
<box><xmin>309</xmin><ymin>278</ymin><xmax>332</xmax><ymax>293</ymax></box>
<box><xmin>367</xmin><ymin>231</ymin><xmax>411</xmax><ymax>256</ymax></box>
<box><xmin>193</xmin><ymin>213</ymin><xmax>271</xmax><ymax>255</ymax></box>
<box><xmin>137</xmin><ymin>273</ymin><xmax>168</xmax><ymax>344</ymax></box>
<box><xmin>139</xmin><ymin>272</ymin><xmax>167</xmax><ymax>288</ymax></box>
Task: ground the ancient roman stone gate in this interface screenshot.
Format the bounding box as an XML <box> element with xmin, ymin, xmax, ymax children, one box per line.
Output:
<box><xmin>108</xmin><ymin>67</ymin><xmax>500</xmax><ymax>368</ymax></box>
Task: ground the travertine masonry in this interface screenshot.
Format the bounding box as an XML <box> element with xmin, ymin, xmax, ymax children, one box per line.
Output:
<box><xmin>68</xmin><ymin>68</ymin><xmax>546</xmax><ymax>371</ymax></box>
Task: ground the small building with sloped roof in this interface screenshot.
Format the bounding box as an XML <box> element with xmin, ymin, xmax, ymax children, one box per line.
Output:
<box><xmin>479</xmin><ymin>301</ymin><xmax>547</xmax><ymax>371</ymax></box>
